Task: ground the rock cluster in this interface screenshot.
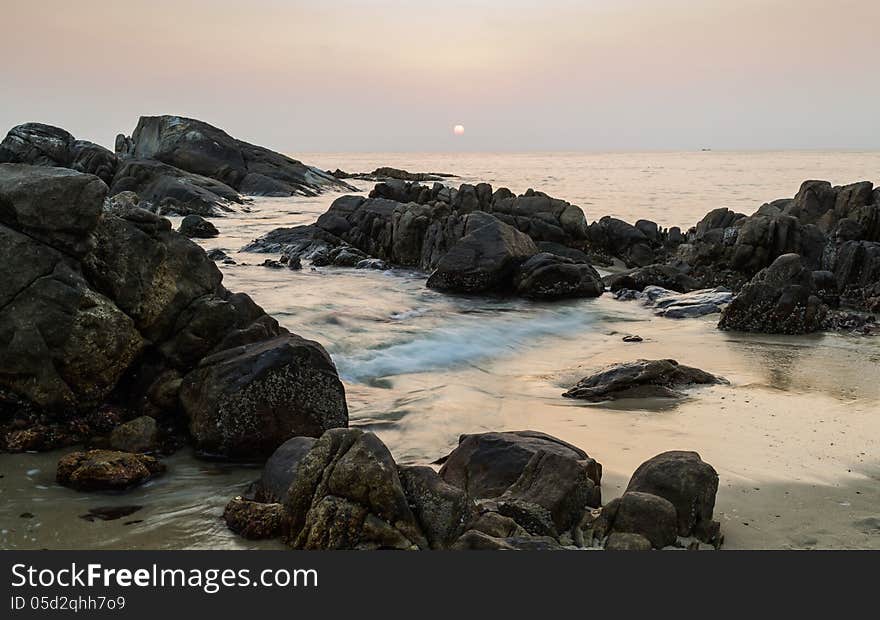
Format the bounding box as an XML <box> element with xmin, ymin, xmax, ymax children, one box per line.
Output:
<box><xmin>0</xmin><ymin>116</ymin><xmax>353</xmax><ymax>218</ymax></box>
<box><xmin>225</xmin><ymin>428</ymin><xmax>722</xmax><ymax>551</ymax></box>
<box><xmin>0</xmin><ymin>164</ymin><xmax>348</xmax><ymax>466</ymax></box>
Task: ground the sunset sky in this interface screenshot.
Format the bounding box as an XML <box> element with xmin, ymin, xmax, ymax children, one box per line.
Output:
<box><xmin>3</xmin><ymin>0</ymin><xmax>879</xmax><ymax>152</ymax></box>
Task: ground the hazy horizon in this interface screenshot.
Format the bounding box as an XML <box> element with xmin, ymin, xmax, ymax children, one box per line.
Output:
<box><xmin>4</xmin><ymin>0</ymin><xmax>880</xmax><ymax>153</ymax></box>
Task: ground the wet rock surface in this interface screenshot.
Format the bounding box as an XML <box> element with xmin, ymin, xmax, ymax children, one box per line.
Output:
<box><xmin>56</xmin><ymin>450</ymin><xmax>165</xmax><ymax>491</ymax></box>
<box><xmin>563</xmin><ymin>359</ymin><xmax>727</xmax><ymax>402</ymax></box>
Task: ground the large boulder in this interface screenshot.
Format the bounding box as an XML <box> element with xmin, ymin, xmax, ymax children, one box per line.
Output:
<box><xmin>118</xmin><ymin>115</ymin><xmax>351</xmax><ymax>197</ymax></box>
<box><xmin>598</xmin><ymin>491</ymin><xmax>678</xmax><ymax>549</ymax></box>
<box><xmin>109</xmin><ymin>416</ymin><xmax>159</xmax><ymax>453</ymax></box>
<box><xmin>258</xmin><ymin>436</ymin><xmax>318</xmax><ymax>503</ymax></box>
<box><xmin>0</xmin><ymin>123</ymin><xmax>117</xmax><ymax>184</ymax></box>
<box><xmin>437</xmin><ymin>430</ymin><xmax>601</xmax><ymax>499</ymax></box>
<box><xmin>398</xmin><ymin>465</ymin><xmax>477</xmax><ymax>549</ymax></box>
<box><xmin>179</xmin><ymin>214</ymin><xmax>219</xmax><ymax>239</ymax></box>
<box><xmin>829</xmin><ymin>241</ymin><xmax>880</xmax><ymax>312</ymax></box>
<box><xmin>426</xmin><ymin>214</ymin><xmax>538</xmax><ymax>294</ymax></box>
<box><xmin>180</xmin><ymin>335</ymin><xmax>349</xmax><ymax>458</ymax></box>
<box><xmin>56</xmin><ymin>449</ymin><xmax>165</xmax><ymax>491</ymax></box>
<box><xmin>223</xmin><ymin>497</ymin><xmax>285</xmax><ymax>539</ymax></box>
<box><xmin>603</xmin><ymin>263</ymin><xmax>701</xmax><ymax>293</ymax></box>
<box><xmin>283</xmin><ymin>428</ymin><xmax>428</xmax><ymax>550</ymax></box>
<box><xmin>625</xmin><ymin>451</ymin><xmax>720</xmax><ymax>543</ymax></box>
<box><xmin>563</xmin><ymin>359</ymin><xmax>727</xmax><ymax>401</ymax></box>
<box><xmin>718</xmin><ymin>253</ymin><xmax>827</xmax><ymax>334</ymax></box>
<box><xmin>513</xmin><ymin>253</ymin><xmax>604</xmax><ymax>300</ymax></box>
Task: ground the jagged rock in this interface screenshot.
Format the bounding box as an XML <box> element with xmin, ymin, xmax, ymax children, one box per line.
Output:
<box><xmin>56</xmin><ymin>449</ymin><xmax>165</xmax><ymax>491</ymax></box>
<box><xmin>179</xmin><ymin>214</ymin><xmax>219</xmax><ymax>238</ymax></box>
<box><xmin>438</xmin><ymin>430</ymin><xmax>601</xmax><ymax>499</ymax></box>
<box><xmin>181</xmin><ymin>334</ymin><xmax>348</xmax><ymax>458</ymax></box>
<box><xmin>399</xmin><ymin>465</ymin><xmax>477</xmax><ymax>549</ymax></box>
<box><xmin>450</xmin><ymin>530</ymin><xmax>564</xmax><ymax>550</ymax></box>
<box><xmin>119</xmin><ymin>115</ymin><xmax>352</xmax><ymax>196</ymax></box>
<box><xmin>586</xmin><ymin>216</ymin><xmax>661</xmax><ymax>267</ymax></box>
<box><xmin>283</xmin><ymin>428</ymin><xmax>428</xmax><ymax>550</ymax></box>
<box><xmin>110</xmin><ymin>159</ymin><xmax>240</xmax><ymax>217</ymax></box>
<box><xmin>563</xmin><ymin>359</ymin><xmax>727</xmax><ymax>401</ymax></box>
<box><xmin>625</xmin><ymin>451</ymin><xmax>720</xmax><ymax>543</ymax></box>
<box><xmin>109</xmin><ymin>416</ymin><xmax>159</xmax><ymax>453</ymax></box>
<box><xmin>830</xmin><ymin>241</ymin><xmax>880</xmax><ymax>312</ymax></box>
<box><xmin>223</xmin><ymin>497</ymin><xmax>285</xmax><ymax>539</ymax></box>
<box><xmin>0</xmin><ymin>123</ymin><xmax>117</xmax><ymax>184</ymax></box>
<box><xmin>514</xmin><ymin>253</ymin><xmax>603</xmax><ymax>299</ymax></box>
<box><xmin>719</xmin><ymin>253</ymin><xmax>827</xmax><ymax>334</ymax></box>
<box><xmin>426</xmin><ymin>215</ymin><xmax>538</xmax><ymax>294</ymax></box>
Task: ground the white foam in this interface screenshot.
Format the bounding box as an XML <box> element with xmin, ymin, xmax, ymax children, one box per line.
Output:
<box><xmin>337</xmin><ymin>307</ymin><xmax>595</xmax><ymax>383</ymax></box>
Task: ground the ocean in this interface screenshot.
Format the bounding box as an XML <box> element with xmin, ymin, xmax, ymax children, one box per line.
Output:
<box><xmin>2</xmin><ymin>151</ymin><xmax>879</xmax><ymax>551</ymax></box>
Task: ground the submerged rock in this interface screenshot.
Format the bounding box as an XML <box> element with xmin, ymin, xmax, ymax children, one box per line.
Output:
<box><xmin>563</xmin><ymin>359</ymin><xmax>727</xmax><ymax>401</ymax></box>
<box><xmin>56</xmin><ymin>450</ymin><xmax>165</xmax><ymax>491</ymax></box>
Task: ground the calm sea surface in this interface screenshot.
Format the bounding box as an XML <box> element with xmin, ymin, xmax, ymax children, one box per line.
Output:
<box><xmin>2</xmin><ymin>151</ymin><xmax>879</xmax><ymax>550</ymax></box>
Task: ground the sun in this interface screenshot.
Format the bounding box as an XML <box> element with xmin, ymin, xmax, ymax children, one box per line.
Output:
<box><xmin>453</xmin><ymin>124</ymin><xmax>465</xmax><ymax>136</ymax></box>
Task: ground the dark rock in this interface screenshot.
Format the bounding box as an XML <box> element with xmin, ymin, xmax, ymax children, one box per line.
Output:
<box><xmin>719</xmin><ymin>253</ymin><xmax>827</xmax><ymax>334</ymax></box>
<box><xmin>79</xmin><ymin>505</ymin><xmax>143</xmax><ymax>522</ymax></box>
<box><xmin>224</xmin><ymin>497</ymin><xmax>285</xmax><ymax>539</ymax></box>
<box><xmin>450</xmin><ymin>530</ymin><xmax>565</xmax><ymax>550</ymax></box>
<box><xmin>399</xmin><ymin>465</ymin><xmax>477</xmax><ymax>549</ymax></box>
<box><xmin>598</xmin><ymin>491</ymin><xmax>678</xmax><ymax>549</ymax></box>
<box><xmin>179</xmin><ymin>214</ymin><xmax>219</xmax><ymax>239</ymax></box>
<box><xmin>206</xmin><ymin>248</ymin><xmax>230</xmax><ymax>261</ymax></box>
<box><xmin>56</xmin><ymin>450</ymin><xmax>165</xmax><ymax>491</ymax></box>
<box><xmin>618</xmin><ymin>286</ymin><xmax>733</xmax><ymax>319</ymax></box>
<box><xmin>109</xmin><ymin>416</ymin><xmax>159</xmax><ymax>453</ymax></box>
<box><xmin>120</xmin><ymin>115</ymin><xmax>352</xmax><ymax>196</ymax></box>
<box><xmin>438</xmin><ymin>430</ymin><xmax>601</xmax><ymax>499</ymax></box>
<box><xmin>514</xmin><ymin>253</ymin><xmax>603</xmax><ymax>299</ymax></box>
<box><xmin>604</xmin><ymin>263</ymin><xmax>700</xmax><ymax>293</ymax></box>
<box><xmin>283</xmin><ymin>428</ymin><xmax>428</xmax><ymax>550</ymax></box>
<box><xmin>563</xmin><ymin>359</ymin><xmax>727</xmax><ymax>401</ymax></box>
<box><xmin>626</xmin><ymin>451</ymin><xmax>720</xmax><ymax>542</ymax></box>
<box><xmin>604</xmin><ymin>532</ymin><xmax>652</xmax><ymax>551</ymax></box>
<box><xmin>622</xmin><ymin>335</ymin><xmax>643</xmax><ymax>342</ymax></box>
<box><xmin>426</xmin><ymin>215</ymin><xmax>538</xmax><ymax>294</ymax></box>
<box><xmin>0</xmin><ymin>123</ymin><xmax>117</xmax><ymax>185</ymax></box>
<box><xmin>287</xmin><ymin>256</ymin><xmax>302</xmax><ymax>270</ymax></box>
<box><xmin>180</xmin><ymin>334</ymin><xmax>348</xmax><ymax>458</ymax></box>
<box><xmin>258</xmin><ymin>436</ymin><xmax>317</xmax><ymax>503</ymax></box>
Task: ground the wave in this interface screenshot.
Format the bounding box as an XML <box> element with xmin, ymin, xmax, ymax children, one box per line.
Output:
<box><xmin>336</xmin><ymin>306</ymin><xmax>598</xmax><ymax>383</ymax></box>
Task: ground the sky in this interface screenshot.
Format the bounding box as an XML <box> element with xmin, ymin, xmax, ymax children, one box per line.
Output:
<box><xmin>3</xmin><ymin>0</ymin><xmax>879</xmax><ymax>152</ymax></box>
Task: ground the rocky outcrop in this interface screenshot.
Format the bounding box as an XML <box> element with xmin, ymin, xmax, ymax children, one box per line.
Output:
<box><xmin>426</xmin><ymin>215</ymin><xmax>538</xmax><ymax>294</ymax></box>
<box><xmin>329</xmin><ymin>167</ymin><xmax>456</xmax><ymax>183</ymax></box>
<box><xmin>563</xmin><ymin>359</ymin><xmax>727</xmax><ymax>401</ymax></box>
<box><xmin>514</xmin><ymin>253</ymin><xmax>604</xmax><ymax>300</ymax></box>
<box><xmin>718</xmin><ymin>253</ymin><xmax>827</xmax><ymax>334</ymax></box>
<box><xmin>603</xmin><ymin>263</ymin><xmax>700</xmax><ymax>293</ymax></box>
<box><xmin>255</xmin><ymin>436</ymin><xmax>318</xmax><ymax>503</ymax></box>
<box><xmin>0</xmin><ymin>164</ymin><xmax>348</xmax><ymax>459</ymax></box>
<box><xmin>117</xmin><ymin>115</ymin><xmax>354</xmax><ymax>197</ymax></box>
<box><xmin>56</xmin><ymin>449</ymin><xmax>165</xmax><ymax>491</ymax></box>
<box><xmin>178</xmin><ymin>214</ymin><xmax>219</xmax><ymax>238</ymax></box>
<box><xmin>180</xmin><ymin>335</ymin><xmax>348</xmax><ymax>458</ymax></box>
<box><xmin>0</xmin><ymin>123</ymin><xmax>117</xmax><ymax>185</ymax></box>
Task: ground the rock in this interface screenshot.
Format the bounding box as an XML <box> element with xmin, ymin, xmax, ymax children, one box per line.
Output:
<box><xmin>261</xmin><ymin>259</ymin><xmax>284</xmax><ymax>269</ymax></box>
<box><xmin>587</xmin><ymin>216</ymin><xmax>658</xmax><ymax>267</ymax></box>
<box><xmin>598</xmin><ymin>491</ymin><xmax>678</xmax><ymax>549</ymax></box>
<box><xmin>110</xmin><ymin>159</ymin><xmax>240</xmax><ymax>217</ymax></box>
<box><xmin>206</xmin><ymin>248</ymin><xmax>230</xmax><ymax>261</ymax></box>
<box><xmin>563</xmin><ymin>359</ymin><xmax>727</xmax><ymax>401</ymax></box>
<box><xmin>399</xmin><ymin>465</ymin><xmax>477</xmax><ymax>549</ymax></box>
<box><xmin>438</xmin><ymin>430</ymin><xmax>601</xmax><ymax>499</ymax></box>
<box><xmin>513</xmin><ymin>253</ymin><xmax>604</xmax><ymax>299</ymax></box>
<box><xmin>626</xmin><ymin>451</ymin><xmax>720</xmax><ymax>542</ymax></box>
<box><xmin>618</xmin><ymin>286</ymin><xmax>733</xmax><ymax>318</ymax></box>
<box><xmin>830</xmin><ymin>241</ymin><xmax>880</xmax><ymax>312</ymax></box>
<box><xmin>56</xmin><ymin>450</ymin><xmax>165</xmax><ymax>491</ymax></box>
<box><xmin>604</xmin><ymin>532</ymin><xmax>652</xmax><ymax>551</ymax></box>
<box><xmin>426</xmin><ymin>215</ymin><xmax>538</xmax><ymax>294</ymax></box>
<box><xmin>450</xmin><ymin>530</ymin><xmax>564</xmax><ymax>550</ymax></box>
<box><xmin>622</xmin><ymin>335</ymin><xmax>643</xmax><ymax>342</ymax></box>
<box><xmin>718</xmin><ymin>253</ymin><xmax>827</xmax><ymax>334</ymax></box>
<box><xmin>223</xmin><ymin>497</ymin><xmax>285</xmax><ymax>539</ymax></box>
<box><xmin>119</xmin><ymin>115</ymin><xmax>352</xmax><ymax>196</ymax></box>
<box><xmin>603</xmin><ymin>263</ymin><xmax>700</xmax><ymax>293</ymax></box>
<box><xmin>258</xmin><ymin>436</ymin><xmax>317</xmax><ymax>503</ymax></box>
<box><xmin>497</xmin><ymin>450</ymin><xmax>601</xmax><ymax>536</ymax></box>
<box><xmin>178</xmin><ymin>214</ymin><xmax>219</xmax><ymax>238</ymax></box>
<box><xmin>109</xmin><ymin>416</ymin><xmax>159</xmax><ymax>453</ymax></box>
<box><xmin>287</xmin><ymin>256</ymin><xmax>302</xmax><ymax>270</ymax></box>
<box><xmin>329</xmin><ymin>245</ymin><xmax>369</xmax><ymax>267</ymax></box>
<box><xmin>356</xmin><ymin>258</ymin><xmax>387</xmax><ymax>270</ymax></box>
<box><xmin>283</xmin><ymin>428</ymin><xmax>428</xmax><ymax>550</ymax></box>
<box><xmin>181</xmin><ymin>334</ymin><xmax>349</xmax><ymax>458</ymax></box>
<box><xmin>0</xmin><ymin>123</ymin><xmax>117</xmax><ymax>185</ymax></box>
